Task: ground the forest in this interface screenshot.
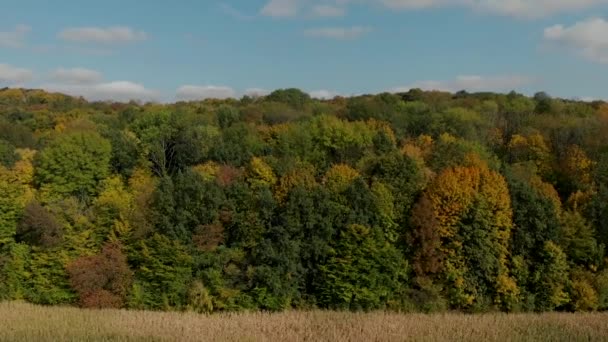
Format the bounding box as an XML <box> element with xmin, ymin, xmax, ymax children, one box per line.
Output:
<box><xmin>0</xmin><ymin>87</ymin><xmax>607</xmax><ymax>314</ymax></box>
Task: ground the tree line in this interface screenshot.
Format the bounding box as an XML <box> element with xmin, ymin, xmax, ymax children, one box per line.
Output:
<box><xmin>1</xmin><ymin>87</ymin><xmax>607</xmax><ymax>313</ymax></box>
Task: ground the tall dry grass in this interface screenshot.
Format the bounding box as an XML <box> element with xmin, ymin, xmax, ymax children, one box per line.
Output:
<box><xmin>1</xmin><ymin>301</ymin><xmax>607</xmax><ymax>341</ymax></box>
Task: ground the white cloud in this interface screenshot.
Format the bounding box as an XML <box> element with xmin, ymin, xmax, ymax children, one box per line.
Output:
<box><xmin>544</xmin><ymin>17</ymin><xmax>608</xmax><ymax>63</ymax></box>
<box><xmin>42</xmin><ymin>81</ymin><xmax>159</xmax><ymax>102</ymax></box>
<box><xmin>391</xmin><ymin>75</ymin><xmax>533</xmax><ymax>93</ymax></box>
<box><xmin>473</xmin><ymin>0</ymin><xmax>608</xmax><ymax>18</ymax></box>
<box><xmin>261</xmin><ymin>0</ymin><xmax>608</xmax><ymax>18</ymax></box>
<box><xmin>176</xmin><ymin>85</ymin><xmax>237</xmax><ymax>101</ymax></box>
<box><xmin>311</xmin><ymin>5</ymin><xmax>346</xmax><ymax>16</ymax></box>
<box><xmin>577</xmin><ymin>96</ymin><xmax>599</xmax><ymax>102</ymax></box>
<box><xmin>261</xmin><ymin>0</ymin><xmax>300</xmax><ymax>17</ymax></box>
<box><xmin>379</xmin><ymin>0</ymin><xmax>608</xmax><ymax>17</ymax></box>
<box><xmin>0</xmin><ymin>63</ymin><xmax>34</xmax><ymax>84</ymax></box>
<box><xmin>0</xmin><ymin>24</ymin><xmax>31</xmax><ymax>48</ymax></box>
<box><xmin>41</xmin><ymin>66</ymin><xmax>158</xmax><ymax>102</ymax></box>
<box><xmin>304</xmin><ymin>26</ymin><xmax>372</xmax><ymax>39</ymax></box>
<box><xmin>244</xmin><ymin>88</ymin><xmax>270</xmax><ymax>97</ymax></box>
<box><xmin>58</xmin><ymin>26</ymin><xmax>148</xmax><ymax>44</ymax></box>
<box><xmin>378</xmin><ymin>0</ymin><xmax>451</xmax><ymax>10</ymax></box>
<box><xmin>309</xmin><ymin>89</ymin><xmax>340</xmax><ymax>99</ymax></box>
<box><xmin>49</xmin><ymin>67</ymin><xmax>103</xmax><ymax>84</ymax></box>
<box><xmin>219</xmin><ymin>3</ymin><xmax>254</xmax><ymax>20</ymax></box>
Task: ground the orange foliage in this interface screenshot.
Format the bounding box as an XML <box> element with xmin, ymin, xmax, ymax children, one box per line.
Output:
<box><xmin>67</xmin><ymin>243</ymin><xmax>133</xmax><ymax>309</ymax></box>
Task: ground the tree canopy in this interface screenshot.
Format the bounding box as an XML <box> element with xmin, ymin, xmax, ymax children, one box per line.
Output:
<box><xmin>0</xmin><ymin>87</ymin><xmax>607</xmax><ymax>313</ymax></box>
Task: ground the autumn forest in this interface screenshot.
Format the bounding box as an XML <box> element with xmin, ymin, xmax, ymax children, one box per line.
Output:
<box><xmin>1</xmin><ymin>87</ymin><xmax>607</xmax><ymax>314</ymax></box>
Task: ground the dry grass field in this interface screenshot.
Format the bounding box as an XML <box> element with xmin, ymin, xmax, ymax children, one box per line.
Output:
<box><xmin>1</xmin><ymin>302</ymin><xmax>607</xmax><ymax>342</ymax></box>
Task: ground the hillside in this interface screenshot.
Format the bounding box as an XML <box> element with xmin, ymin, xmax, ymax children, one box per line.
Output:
<box><xmin>1</xmin><ymin>87</ymin><xmax>607</xmax><ymax>313</ymax></box>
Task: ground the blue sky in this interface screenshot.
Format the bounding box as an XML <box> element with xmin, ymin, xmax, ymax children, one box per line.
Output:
<box><xmin>1</xmin><ymin>0</ymin><xmax>607</xmax><ymax>102</ymax></box>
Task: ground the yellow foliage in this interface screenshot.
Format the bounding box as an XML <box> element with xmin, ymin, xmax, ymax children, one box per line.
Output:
<box><xmin>128</xmin><ymin>168</ymin><xmax>157</xmax><ymax>196</ymax></box>
<box><xmin>416</xmin><ymin>135</ymin><xmax>434</xmax><ymax>153</ymax></box>
<box><xmin>96</xmin><ymin>176</ymin><xmax>134</xmax><ymax>218</ymax></box>
<box><xmin>0</xmin><ymin>88</ymin><xmax>25</xmax><ymax>103</ymax></box>
<box><xmin>323</xmin><ymin>164</ymin><xmax>360</xmax><ymax>193</ymax></box>
<box><xmin>401</xmin><ymin>135</ymin><xmax>435</xmax><ymax>182</ymax></box>
<box><xmin>366</xmin><ymin>119</ymin><xmax>397</xmax><ymax>145</ymax></box>
<box><xmin>54</xmin><ymin>123</ymin><xmax>66</xmax><ymax>133</ymax></box>
<box><xmin>192</xmin><ymin>161</ymin><xmax>221</xmax><ymax>182</ymax></box>
<box><xmin>247</xmin><ymin>157</ymin><xmax>277</xmax><ymax>187</ymax></box>
<box><xmin>566</xmin><ymin>190</ymin><xmax>595</xmax><ymax>213</ymax></box>
<box><xmin>3</xmin><ymin>149</ymin><xmax>37</xmax><ymax>204</ymax></box>
<box><xmin>462</xmin><ymin>153</ymin><xmax>489</xmax><ymax>169</ymax></box>
<box><xmin>257</xmin><ymin>123</ymin><xmax>290</xmax><ymax>142</ymax></box>
<box><xmin>127</xmin><ymin>168</ymin><xmax>157</xmax><ymax>235</ymax></box>
<box><xmin>562</xmin><ymin>145</ymin><xmax>595</xmax><ymax>188</ymax></box>
<box><xmin>401</xmin><ymin>144</ymin><xmax>424</xmax><ymax>164</ymax></box>
<box><xmin>274</xmin><ymin>168</ymin><xmax>317</xmax><ymax>204</ymax></box>
<box><xmin>496</xmin><ymin>274</ymin><xmax>521</xmax><ymax>310</ymax></box>
<box><xmin>508</xmin><ymin>132</ymin><xmax>552</xmax><ymax>173</ymax></box>
<box><xmin>425</xmin><ymin>166</ymin><xmax>480</xmax><ymax>237</ymax></box>
<box><xmin>438</xmin><ymin>133</ymin><xmax>457</xmax><ymax>144</ymax></box>
<box><xmin>511</xmin><ymin>163</ymin><xmax>562</xmax><ymax>214</ymax></box>
<box><xmin>413</xmin><ymin>162</ymin><xmax>514</xmax><ymax>308</ymax></box>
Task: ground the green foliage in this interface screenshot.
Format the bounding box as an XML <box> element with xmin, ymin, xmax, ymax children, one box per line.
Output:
<box><xmin>35</xmin><ymin>132</ymin><xmax>111</xmax><ymax>199</ymax></box>
<box><xmin>187</xmin><ymin>280</ymin><xmax>214</xmax><ymax>313</ymax></box>
<box><xmin>0</xmin><ymin>242</ymin><xmax>30</xmax><ymax>300</ymax></box>
<box><xmin>318</xmin><ymin>224</ymin><xmax>408</xmax><ymax>310</ymax></box>
<box><xmin>26</xmin><ymin>250</ymin><xmax>76</xmax><ymax>305</ymax></box>
<box><xmin>1</xmin><ymin>88</ymin><xmax>607</xmax><ymax>314</ymax></box>
<box><xmin>0</xmin><ymin>139</ymin><xmax>19</xmax><ymax>168</ymax></box>
<box><xmin>360</xmin><ymin>152</ymin><xmax>424</xmax><ymax>228</ymax></box>
<box><xmin>151</xmin><ymin>170</ymin><xmax>225</xmax><ymax>243</ymax></box>
<box><xmin>265</xmin><ymin>88</ymin><xmax>311</xmax><ymax>109</ymax></box>
<box><xmin>507</xmin><ymin>172</ymin><xmax>561</xmax><ymax>263</ymax></box>
<box><xmin>560</xmin><ymin>211</ymin><xmax>602</xmax><ymax>269</ymax></box>
<box><xmin>129</xmin><ymin>234</ymin><xmax>193</xmax><ymax>310</ymax></box>
<box><xmin>595</xmin><ymin>269</ymin><xmax>608</xmax><ymax>310</ymax></box>
<box><xmin>105</xmin><ymin>130</ymin><xmax>141</xmax><ymax>179</ymax></box>
<box><xmin>533</xmin><ymin>242</ymin><xmax>571</xmax><ymax>311</ymax></box>
<box><xmin>0</xmin><ymin>172</ymin><xmax>24</xmax><ymax>245</ymax></box>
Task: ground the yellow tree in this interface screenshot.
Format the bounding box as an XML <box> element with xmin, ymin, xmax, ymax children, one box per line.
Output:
<box><xmin>247</xmin><ymin>157</ymin><xmax>277</xmax><ymax>188</ymax></box>
<box><xmin>323</xmin><ymin>164</ymin><xmax>360</xmax><ymax>193</ymax></box>
<box><xmin>411</xmin><ymin>160</ymin><xmax>517</xmax><ymax>309</ymax></box>
<box><xmin>507</xmin><ymin>133</ymin><xmax>552</xmax><ymax>171</ymax></box>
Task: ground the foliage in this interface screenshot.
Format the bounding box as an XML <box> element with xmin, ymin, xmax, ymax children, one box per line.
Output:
<box><xmin>35</xmin><ymin>132</ymin><xmax>111</xmax><ymax>199</ymax></box>
<box><xmin>16</xmin><ymin>201</ymin><xmax>63</xmax><ymax>249</ymax></box>
<box><xmin>1</xmin><ymin>88</ymin><xmax>607</xmax><ymax>313</ymax></box>
<box><xmin>67</xmin><ymin>242</ymin><xmax>132</xmax><ymax>308</ymax></box>
<box><xmin>0</xmin><ymin>139</ymin><xmax>19</xmax><ymax>168</ymax></box>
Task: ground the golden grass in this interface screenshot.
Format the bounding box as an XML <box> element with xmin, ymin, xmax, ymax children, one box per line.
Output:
<box><xmin>1</xmin><ymin>302</ymin><xmax>607</xmax><ymax>342</ymax></box>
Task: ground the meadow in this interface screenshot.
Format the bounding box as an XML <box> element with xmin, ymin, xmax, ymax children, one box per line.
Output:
<box><xmin>1</xmin><ymin>302</ymin><xmax>607</xmax><ymax>342</ymax></box>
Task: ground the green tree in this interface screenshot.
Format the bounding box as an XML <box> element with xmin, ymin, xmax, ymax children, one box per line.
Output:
<box><xmin>0</xmin><ymin>167</ymin><xmax>25</xmax><ymax>245</ymax></box>
<box><xmin>318</xmin><ymin>224</ymin><xmax>407</xmax><ymax>310</ymax></box>
<box><xmin>533</xmin><ymin>241</ymin><xmax>571</xmax><ymax>311</ymax></box>
<box><xmin>35</xmin><ymin>132</ymin><xmax>111</xmax><ymax>199</ymax></box>
<box><xmin>266</xmin><ymin>88</ymin><xmax>311</xmax><ymax>109</ymax></box>
<box><xmin>129</xmin><ymin>234</ymin><xmax>193</xmax><ymax>309</ymax></box>
<box><xmin>0</xmin><ymin>139</ymin><xmax>19</xmax><ymax>167</ymax></box>
<box><xmin>151</xmin><ymin>170</ymin><xmax>225</xmax><ymax>244</ymax></box>
<box><xmin>0</xmin><ymin>242</ymin><xmax>30</xmax><ymax>300</ymax></box>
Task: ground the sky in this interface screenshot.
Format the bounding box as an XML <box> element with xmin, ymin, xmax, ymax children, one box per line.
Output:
<box><xmin>0</xmin><ymin>0</ymin><xmax>608</xmax><ymax>102</ymax></box>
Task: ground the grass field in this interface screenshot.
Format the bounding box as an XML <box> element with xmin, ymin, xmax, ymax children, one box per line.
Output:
<box><xmin>1</xmin><ymin>302</ymin><xmax>607</xmax><ymax>342</ymax></box>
